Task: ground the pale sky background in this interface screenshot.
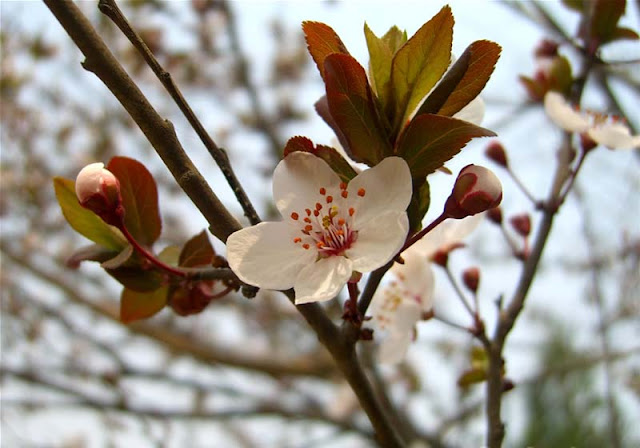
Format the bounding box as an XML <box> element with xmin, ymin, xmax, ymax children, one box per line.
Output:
<box><xmin>2</xmin><ymin>0</ymin><xmax>639</xmax><ymax>447</ymax></box>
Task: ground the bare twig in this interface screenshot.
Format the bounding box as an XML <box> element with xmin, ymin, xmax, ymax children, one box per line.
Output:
<box><xmin>42</xmin><ymin>0</ymin><xmax>240</xmax><ymax>242</ymax></box>
<box><xmin>98</xmin><ymin>0</ymin><xmax>261</xmax><ymax>226</ymax></box>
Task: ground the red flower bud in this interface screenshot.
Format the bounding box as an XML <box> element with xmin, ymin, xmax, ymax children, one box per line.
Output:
<box><xmin>485</xmin><ymin>141</ymin><xmax>508</xmax><ymax>168</ymax></box>
<box><xmin>462</xmin><ymin>267</ymin><xmax>480</xmax><ymax>293</ymax></box>
<box><xmin>445</xmin><ymin>165</ymin><xmax>503</xmax><ymax>219</ymax></box>
<box><xmin>487</xmin><ymin>207</ymin><xmax>503</xmax><ymax>225</ymax></box>
<box><xmin>534</xmin><ymin>39</ymin><xmax>559</xmax><ymax>59</ymax></box>
<box><xmin>75</xmin><ymin>163</ymin><xmax>124</xmax><ymax>227</ymax></box>
<box><xmin>509</xmin><ymin>213</ymin><xmax>531</xmax><ymax>237</ymax></box>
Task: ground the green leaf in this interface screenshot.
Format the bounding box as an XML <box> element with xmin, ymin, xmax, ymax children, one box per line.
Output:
<box><xmin>53</xmin><ymin>177</ymin><xmax>126</xmax><ymax>251</ymax></box>
<box><xmin>407</xmin><ymin>179</ymin><xmax>430</xmax><ymax>232</ymax></box>
<box><xmin>591</xmin><ymin>0</ymin><xmax>626</xmax><ymax>43</ymax></box>
<box><xmin>457</xmin><ymin>367</ymin><xmax>488</xmax><ymax>388</ymax></box>
<box><xmin>179</xmin><ymin>230</ymin><xmax>214</xmax><ymax>267</ymax></box>
<box><xmin>107</xmin><ymin>157</ymin><xmax>161</xmax><ymax>247</ymax></box>
<box><xmin>419</xmin><ymin>40</ymin><xmax>501</xmax><ymax>118</ymax></box>
<box><xmin>390</xmin><ymin>6</ymin><xmax>454</xmax><ymax>129</ymax></box>
<box><xmin>283</xmin><ymin>136</ymin><xmax>357</xmax><ymax>182</ymax></box>
<box><xmin>365</xmin><ymin>24</ymin><xmax>407</xmax><ymax>110</ymax></box>
<box><xmin>395</xmin><ymin>114</ymin><xmax>496</xmax><ymax>178</ymax></box>
<box><xmin>560</xmin><ymin>0</ymin><xmax>585</xmax><ymax>12</ymax></box>
<box><xmin>324</xmin><ymin>53</ymin><xmax>392</xmax><ymax>165</ymax></box>
<box><xmin>302</xmin><ymin>21</ymin><xmax>350</xmax><ymax>81</ymax></box>
<box><xmin>120</xmin><ymin>286</ymin><xmax>168</xmax><ymax>323</ymax></box>
<box><xmin>548</xmin><ymin>56</ymin><xmax>573</xmax><ymax>94</ymax></box>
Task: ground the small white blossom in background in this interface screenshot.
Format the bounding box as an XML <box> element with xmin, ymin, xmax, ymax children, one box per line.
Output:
<box><xmin>544</xmin><ymin>91</ymin><xmax>640</xmax><ymax>150</ymax></box>
<box><xmin>371</xmin><ymin>214</ymin><xmax>484</xmax><ymax>364</ymax></box>
<box><xmin>227</xmin><ymin>152</ymin><xmax>412</xmax><ymax>304</ymax></box>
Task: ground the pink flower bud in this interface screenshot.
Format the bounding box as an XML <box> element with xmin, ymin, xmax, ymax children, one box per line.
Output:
<box><xmin>485</xmin><ymin>141</ymin><xmax>508</xmax><ymax>168</ymax></box>
<box><xmin>462</xmin><ymin>267</ymin><xmax>480</xmax><ymax>293</ymax></box>
<box><xmin>445</xmin><ymin>165</ymin><xmax>503</xmax><ymax>219</ymax></box>
<box><xmin>75</xmin><ymin>163</ymin><xmax>124</xmax><ymax>227</ymax></box>
<box><xmin>509</xmin><ymin>213</ymin><xmax>531</xmax><ymax>238</ymax></box>
<box><xmin>487</xmin><ymin>207</ymin><xmax>503</xmax><ymax>225</ymax></box>
<box><xmin>534</xmin><ymin>39</ymin><xmax>559</xmax><ymax>59</ymax></box>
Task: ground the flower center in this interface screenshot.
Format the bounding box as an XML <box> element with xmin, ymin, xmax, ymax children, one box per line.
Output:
<box><xmin>289</xmin><ymin>182</ymin><xmax>364</xmax><ymax>257</ymax></box>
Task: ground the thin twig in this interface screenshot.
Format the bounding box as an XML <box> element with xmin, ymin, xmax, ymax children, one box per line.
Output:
<box><xmin>98</xmin><ymin>0</ymin><xmax>260</xmax><ymax>225</ymax></box>
<box><xmin>42</xmin><ymin>0</ymin><xmax>241</xmax><ymax>243</ymax></box>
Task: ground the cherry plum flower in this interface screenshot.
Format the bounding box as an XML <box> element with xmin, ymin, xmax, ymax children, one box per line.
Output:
<box><xmin>227</xmin><ymin>152</ymin><xmax>412</xmax><ymax>304</ymax></box>
<box><xmin>544</xmin><ymin>91</ymin><xmax>640</xmax><ymax>150</ymax></box>
<box><xmin>371</xmin><ymin>214</ymin><xmax>483</xmax><ymax>364</ymax></box>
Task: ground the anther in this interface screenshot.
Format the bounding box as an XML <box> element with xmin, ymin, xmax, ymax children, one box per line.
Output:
<box><xmin>338</xmin><ymin>218</ymin><xmax>345</xmax><ymax>226</ymax></box>
<box><xmin>341</xmin><ymin>190</ymin><xmax>348</xmax><ymax>198</ymax></box>
<box><xmin>357</xmin><ymin>188</ymin><xmax>366</xmax><ymax>197</ymax></box>
<box><xmin>304</xmin><ymin>224</ymin><xmax>313</xmax><ymax>232</ymax></box>
<box><xmin>316</xmin><ymin>242</ymin><xmax>325</xmax><ymax>248</ymax></box>
<box><xmin>313</xmin><ymin>210</ymin><xmax>320</xmax><ymax>217</ymax></box>
<box><xmin>315</xmin><ymin>202</ymin><xmax>322</xmax><ymax>211</ymax></box>
<box><xmin>319</xmin><ymin>187</ymin><xmax>326</xmax><ymax>195</ymax></box>
<box><xmin>290</xmin><ymin>212</ymin><xmax>299</xmax><ymax>220</ymax></box>
<box><xmin>349</xmin><ymin>207</ymin><xmax>355</xmax><ymax>216</ymax></box>
<box><xmin>340</xmin><ymin>182</ymin><xmax>347</xmax><ymax>190</ymax></box>
<box><xmin>302</xmin><ymin>243</ymin><xmax>310</xmax><ymax>250</ymax></box>
<box><xmin>304</xmin><ymin>217</ymin><xmax>311</xmax><ymax>223</ymax></box>
<box><xmin>293</xmin><ymin>237</ymin><xmax>302</xmax><ymax>243</ymax></box>
<box><xmin>326</xmin><ymin>195</ymin><xmax>333</xmax><ymax>203</ymax></box>
<box><xmin>305</xmin><ymin>208</ymin><xmax>311</xmax><ymax>216</ymax></box>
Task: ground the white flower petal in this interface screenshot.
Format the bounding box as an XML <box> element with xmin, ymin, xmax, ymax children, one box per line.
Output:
<box><xmin>544</xmin><ymin>91</ymin><xmax>591</xmax><ymax>132</ymax></box>
<box><xmin>227</xmin><ymin>222</ymin><xmax>316</xmax><ymax>290</ymax></box>
<box><xmin>378</xmin><ymin>332</ymin><xmax>412</xmax><ymax>364</ymax></box>
<box><xmin>588</xmin><ymin>123</ymin><xmax>640</xmax><ymax>150</ymax></box>
<box><xmin>394</xmin><ymin>251</ymin><xmax>435</xmax><ymax>310</ymax></box>
<box><xmin>273</xmin><ymin>152</ymin><xmax>341</xmax><ymax>217</ymax></box>
<box><xmin>347</xmin><ymin>211</ymin><xmax>409</xmax><ymax>272</ymax></box>
<box><xmin>453</xmin><ymin>96</ymin><xmax>485</xmax><ymax>125</ymax></box>
<box><xmin>392</xmin><ymin>300</ymin><xmax>422</xmax><ymax>331</ymax></box>
<box><xmin>347</xmin><ymin>157</ymin><xmax>412</xmax><ymax>229</ymax></box>
<box><xmin>294</xmin><ymin>256</ymin><xmax>353</xmax><ymax>304</ymax></box>
<box><xmin>407</xmin><ymin>214</ymin><xmax>483</xmax><ymax>258</ymax></box>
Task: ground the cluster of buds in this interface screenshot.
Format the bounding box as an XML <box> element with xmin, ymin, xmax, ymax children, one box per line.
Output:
<box><xmin>444</xmin><ymin>165</ymin><xmax>503</xmax><ymax>219</ymax></box>
<box><xmin>75</xmin><ymin>163</ymin><xmax>124</xmax><ymax>228</ymax></box>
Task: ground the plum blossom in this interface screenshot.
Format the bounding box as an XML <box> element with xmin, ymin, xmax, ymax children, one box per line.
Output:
<box><xmin>371</xmin><ymin>214</ymin><xmax>483</xmax><ymax>364</ymax></box>
<box><xmin>544</xmin><ymin>91</ymin><xmax>640</xmax><ymax>150</ymax></box>
<box><xmin>227</xmin><ymin>152</ymin><xmax>412</xmax><ymax>304</ymax></box>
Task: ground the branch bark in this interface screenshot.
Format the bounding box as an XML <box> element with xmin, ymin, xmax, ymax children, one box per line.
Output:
<box><xmin>42</xmin><ymin>0</ymin><xmax>240</xmax><ymax>243</ymax></box>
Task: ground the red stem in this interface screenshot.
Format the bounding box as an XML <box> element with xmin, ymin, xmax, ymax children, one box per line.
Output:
<box><xmin>119</xmin><ymin>225</ymin><xmax>186</xmax><ymax>278</ymax></box>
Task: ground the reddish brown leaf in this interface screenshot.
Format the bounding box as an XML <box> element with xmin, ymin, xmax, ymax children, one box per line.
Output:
<box><xmin>302</xmin><ymin>21</ymin><xmax>350</xmax><ymax>81</ymax></box>
<box><xmin>396</xmin><ymin>114</ymin><xmax>496</xmax><ymax>178</ymax></box>
<box><xmin>179</xmin><ymin>230</ymin><xmax>214</xmax><ymax>268</ymax></box>
<box><xmin>284</xmin><ymin>136</ymin><xmax>357</xmax><ymax>182</ymax></box>
<box><xmin>107</xmin><ymin>157</ymin><xmax>161</xmax><ymax>247</ymax></box>
<box><xmin>591</xmin><ymin>0</ymin><xmax>627</xmax><ymax>43</ymax></box>
<box><xmin>324</xmin><ymin>53</ymin><xmax>391</xmax><ymax>165</ymax></box>
<box><xmin>437</xmin><ymin>41</ymin><xmax>501</xmax><ymax>117</ymax></box>
<box><xmin>120</xmin><ymin>286</ymin><xmax>167</xmax><ymax>323</ymax></box>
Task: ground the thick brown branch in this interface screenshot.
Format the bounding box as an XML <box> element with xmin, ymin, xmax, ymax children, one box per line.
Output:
<box><xmin>42</xmin><ymin>0</ymin><xmax>240</xmax><ymax>242</ymax></box>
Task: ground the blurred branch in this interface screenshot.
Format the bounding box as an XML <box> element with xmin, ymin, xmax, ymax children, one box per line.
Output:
<box><xmin>1</xmin><ymin>245</ymin><xmax>335</xmax><ymax>379</ymax></box>
<box><xmin>221</xmin><ymin>0</ymin><xmax>284</xmax><ymax>159</ymax></box>
<box><xmin>1</xmin><ymin>367</ymin><xmax>370</xmax><ymax>439</ymax></box>
<box><xmin>484</xmin><ymin>52</ymin><xmax>598</xmax><ymax>448</ymax></box>
<box><xmin>98</xmin><ymin>0</ymin><xmax>261</xmax><ymax>226</ymax></box>
<box><xmin>42</xmin><ymin>0</ymin><xmax>241</xmax><ymax>242</ymax></box>
<box><xmin>575</xmin><ymin>186</ymin><xmax>623</xmax><ymax>448</ymax></box>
